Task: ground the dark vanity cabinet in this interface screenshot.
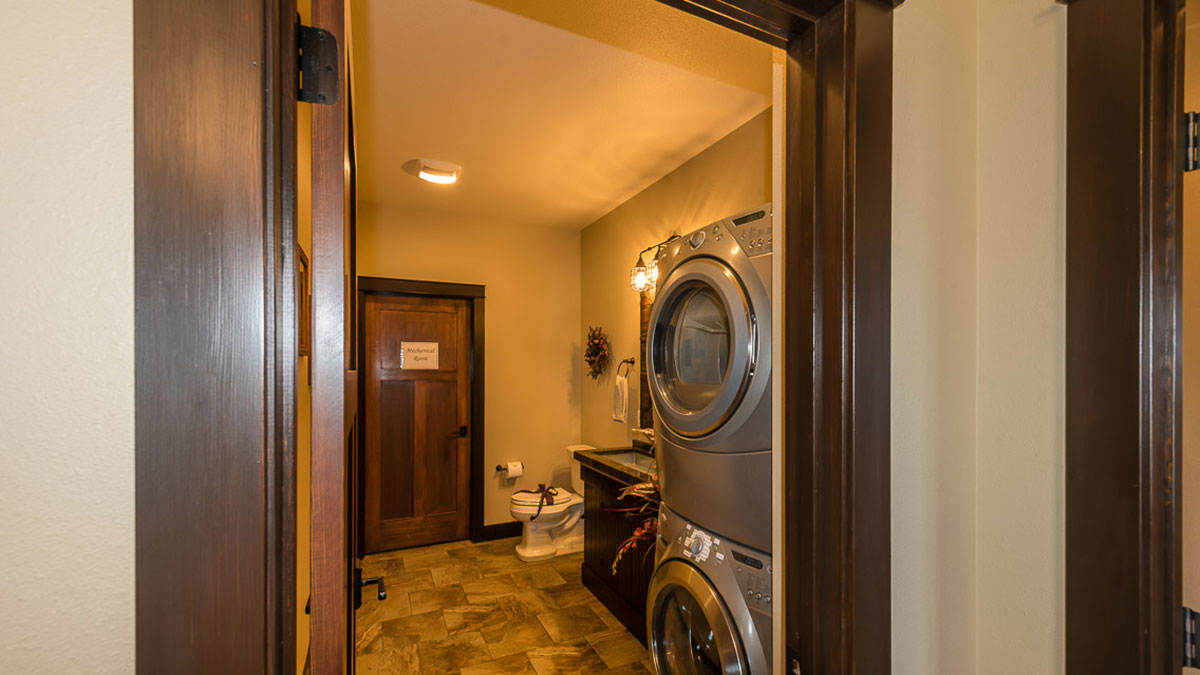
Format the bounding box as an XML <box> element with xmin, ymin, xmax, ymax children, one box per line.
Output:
<box><xmin>579</xmin><ymin>462</ymin><xmax>655</xmax><ymax>644</ymax></box>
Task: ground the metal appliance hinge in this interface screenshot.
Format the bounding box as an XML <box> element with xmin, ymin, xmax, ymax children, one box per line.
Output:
<box><xmin>1186</xmin><ymin>112</ymin><xmax>1200</xmax><ymax>172</ymax></box>
<box><xmin>1185</xmin><ymin>606</ymin><xmax>1199</xmax><ymax>668</ymax></box>
<box><xmin>298</xmin><ymin>23</ymin><xmax>338</xmax><ymax>105</ymax></box>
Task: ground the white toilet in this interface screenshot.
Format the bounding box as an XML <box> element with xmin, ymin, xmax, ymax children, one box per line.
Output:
<box><xmin>509</xmin><ymin>444</ymin><xmax>592</xmax><ymax>562</ymax></box>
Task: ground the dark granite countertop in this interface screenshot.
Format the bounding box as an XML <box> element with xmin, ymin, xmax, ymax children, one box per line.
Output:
<box><xmin>574</xmin><ymin>447</ymin><xmax>657</xmax><ymax>485</ymax></box>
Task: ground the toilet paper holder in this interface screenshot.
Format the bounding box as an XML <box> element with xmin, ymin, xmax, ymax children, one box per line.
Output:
<box><xmin>495</xmin><ymin>461</ymin><xmax>524</xmax><ymax>476</ymax></box>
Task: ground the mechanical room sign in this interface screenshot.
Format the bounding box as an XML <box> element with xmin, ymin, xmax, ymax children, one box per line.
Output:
<box><xmin>400</xmin><ymin>342</ymin><xmax>439</xmax><ymax>370</ymax></box>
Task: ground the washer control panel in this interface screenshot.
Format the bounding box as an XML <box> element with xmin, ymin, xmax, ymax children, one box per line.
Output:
<box><xmin>730</xmin><ymin>548</ymin><xmax>773</xmax><ymax>615</ymax></box>
<box><xmin>661</xmin><ymin>508</ymin><xmax>773</xmax><ymax>617</ymax></box>
<box><xmin>678</xmin><ymin>521</ymin><xmax>716</xmax><ymax>564</ymax></box>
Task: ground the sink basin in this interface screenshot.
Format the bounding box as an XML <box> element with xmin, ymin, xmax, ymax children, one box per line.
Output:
<box><xmin>598</xmin><ymin>450</ymin><xmax>655</xmax><ymax>473</ymax></box>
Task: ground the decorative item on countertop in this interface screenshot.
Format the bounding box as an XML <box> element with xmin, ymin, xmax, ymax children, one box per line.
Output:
<box><xmin>608</xmin><ymin>476</ymin><xmax>661</xmax><ymax>575</ymax></box>
<box><xmin>584</xmin><ymin>326</ymin><xmax>611</xmax><ymax>379</ymax></box>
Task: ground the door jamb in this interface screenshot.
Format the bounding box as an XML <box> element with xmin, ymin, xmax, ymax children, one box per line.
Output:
<box><xmin>356</xmin><ymin>276</ymin><xmax>499</xmax><ymax>545</ymax></box>
<box><xmin>1063</xmin><ymin>0</ymin><xmax>1184</xmax><ymax>673</ymax></box>
<box><xmin>134</xmin><ymin>0</ymin><xmax>296</xmax><ymax>671</ymax></box>
<box><xmin>309</xmin><ymin>0</ymin><xmax>347</xmax><ymax>672</ymax></box>
<box><xmin>306</xmin><ymin>0</ymin><xmax>899</xmax><ymax>671</ymax></box>
<box><xmin>666</xmin><ymin>2</ymin><xmax>897</xmax><ymax>672</ymax></box>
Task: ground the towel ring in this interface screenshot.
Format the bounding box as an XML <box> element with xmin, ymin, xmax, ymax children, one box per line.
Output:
<box><xmin>617</xmin><ymin>358</ymin><xmax>635</xmax><ymax>377</ymax></box>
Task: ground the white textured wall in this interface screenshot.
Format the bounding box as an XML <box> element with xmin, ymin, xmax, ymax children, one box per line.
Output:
<box><xmin>0</xmin><ymin>2</ymin><xmax>135</xmax><ymax>672</ymax></box>
<box><xmin>975</xmin><ymin>2</ymin><xmax>1066</xmax><ymax>672</ymax></box>
<box><xmin>891</xmin><ymin>0</ymin><xmax>978</xmax><ymax>672</ymax></box>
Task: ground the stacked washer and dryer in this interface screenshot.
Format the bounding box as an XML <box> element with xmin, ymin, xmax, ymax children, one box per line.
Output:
<box><xmin>645</xmin><ymin>204</ymin><xmax>774</xmax><ymax>674</ymax></box>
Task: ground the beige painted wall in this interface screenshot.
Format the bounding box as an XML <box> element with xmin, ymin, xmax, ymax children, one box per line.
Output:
<box><xmin>1184</xmin><ymin>21</ymin><xmax>1200</xmax><ymax>616</ymax></box>
<box><xmin>0</xmin><ymin>2</ymin><xmax>135</xmax><ymax>672</ymax></box>
<box><xmin>579</xmin><ymin>111</ymin><xmax>771</xmax><ymax>448</ymax></box>
<box><xmin>974</xmin><ymin>2</ymin><xmax>1066</xmax><ymax>672</ymax></box>
<box><xmin>891</xmin><ymin>1</ymin><xmax>978</xmax><ymax>672</ymax></box>
<box><xmin>357</xmin><ymin>207</ymin><xmax>582</xmax><ymax>526</ymax></box>
<box><xmin>892</xmin><ymin>1</ymin><xmax>1065</xmax><ymax>673</ymax></box>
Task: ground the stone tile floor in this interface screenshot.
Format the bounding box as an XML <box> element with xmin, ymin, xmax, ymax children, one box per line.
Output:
<box><xmin>355</xmin><ymin>537</ymin><xmax>652</xmax><ymax>674</ymax></box>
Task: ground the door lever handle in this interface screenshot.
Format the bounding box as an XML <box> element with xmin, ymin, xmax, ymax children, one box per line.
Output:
<box><xmin>361</xmin><ymin>575</ymin><xmax>387</xmax><ymax>601</ymax></box>
<box><xmin>451</xmin><ymin>425</ymin><xmax>468</xmax><ymax>438</ymax></box>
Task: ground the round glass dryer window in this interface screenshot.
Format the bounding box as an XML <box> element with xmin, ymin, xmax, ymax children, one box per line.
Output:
<box><xmin>655</xmin><ymin>586</ymin><xmax>724</xmax><ymax>674</ymax></box>
<box><xmin>661</xmin><ymin>283</ymin><xmax>732</xmax><ymax>410</ymax></box>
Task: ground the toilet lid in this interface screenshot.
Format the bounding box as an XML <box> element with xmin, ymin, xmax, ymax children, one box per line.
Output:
<box><xmin>511</xmin><ymin>487</ymin><xmax>572</xmax><ymax>507</ymax></box>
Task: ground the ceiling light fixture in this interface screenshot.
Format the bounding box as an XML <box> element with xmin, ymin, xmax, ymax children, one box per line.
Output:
<box><xmin>411</xmin><ymin>158</ymin><xmax>461</xmax><ymax>185</ymax></box>
<box><xmin>418</xmin><ymin>167</ymin><xmax>457</xmax><ymax>185</ymax></box>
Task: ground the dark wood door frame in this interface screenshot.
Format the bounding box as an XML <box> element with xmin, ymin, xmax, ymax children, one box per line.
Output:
<box><xmin>309</xmin><ymin>0</ymin><xmax>348</xmax><ymax>672</ymax></box>
<box><xmin>356</xmin><ymin>277</ymin><xmax>498</xmax><ymax>544</ymax></box>
<box><xmin>134</xmin><ymin>0</ymin><xmax>297</xmax><ymax>671</ymax></box>
<box><xmin>1064</xmin><ymin>1</ymin><xmax>1185</xmax><ymax>673</ymax></box>
<box><xmin>660</xmin><ymin>1</ymin><xmax>898</xmax><ymax>672</ymax></box>
<box><xmin>136</xmin><ymin>0</ymin><xmax>899</xmax><ymax>671</ymax></box>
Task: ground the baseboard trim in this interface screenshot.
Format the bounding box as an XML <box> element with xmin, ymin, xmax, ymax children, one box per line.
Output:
<box><xmin>472</xmin><ymin>521</ymin><xmax>522</xmax><ymax>543</ymax></box>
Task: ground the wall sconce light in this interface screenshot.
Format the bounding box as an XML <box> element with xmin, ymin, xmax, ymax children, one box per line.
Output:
<box><xmin>629</xmin><ymin>234</ymin><xmax>679</xmax><ymax>294</ymax></box>
<box><xmin>629</xmin><ymin>253</ymin><xmax>650</xmax><ymax>293</ymax></box>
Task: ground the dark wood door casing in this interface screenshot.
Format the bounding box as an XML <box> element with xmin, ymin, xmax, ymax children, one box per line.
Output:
<box><xmin>656</xmin><ymin>0</ymin><xmax>901</xmax><ymax>45</ymax></box>
<box><xmin>135</xmin><ymin>0</ymin><xmax>297</xmax><ymax>671</ymax></box>
<box><xmin>309</xmin><ymin>0</ymin><xmax>349</xmax><ymax>671</ymax></box>
<box><xmin>1064</xmin><ymin>0</ymin><xmax>1184</xmax><ymax>673</ymax></box>
<box><xmin>362</xmin><ymin>294</ymin><xmax>472</xmax><ymax>552</ymax></box>
<box><xmin>651</xmin><ymin>1</ymin><xmax>896</xmax><ymax>673</ymax></box>
<box><xmin>785</xmin><ymin>3</ymin><xmax>893</xmax><ymax>673</ymax></box>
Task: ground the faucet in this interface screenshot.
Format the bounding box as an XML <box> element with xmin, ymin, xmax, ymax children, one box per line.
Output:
<box><xmin>632</xmin><ymin>427</ymin><xmax>655</xmax><ymax>445</ymax></box>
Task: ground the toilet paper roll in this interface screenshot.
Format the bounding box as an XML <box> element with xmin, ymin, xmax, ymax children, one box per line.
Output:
<box><xmin>505</xmin><ymin>461</ymin><xmax>524</xmax><ymax>478</ymax></box>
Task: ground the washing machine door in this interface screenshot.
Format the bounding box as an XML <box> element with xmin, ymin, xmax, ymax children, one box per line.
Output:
<box><xmin>648</xmin><ymin>257</ymin><xmax>755</xmax><ymax>438</ymax></box>
<box><xmin>648</xmin><ymin>559</ymin><xmax>746</xmax><ymax>674</ymax></box>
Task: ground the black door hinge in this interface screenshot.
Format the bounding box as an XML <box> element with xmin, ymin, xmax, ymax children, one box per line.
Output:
<box><xmin>298</xmin><ymin>23</ymin><xmax>338</xmax><ymax>105</ymax></box>
<box><xmin>1185</xmin><ymin>606</ymin><xmax>1198</xmax><ymax>668</ymax></box>
<box><xmin>1186</xmin><ymin>112</ymin><xmax>1200</xmax><ymax>172</ymax></box>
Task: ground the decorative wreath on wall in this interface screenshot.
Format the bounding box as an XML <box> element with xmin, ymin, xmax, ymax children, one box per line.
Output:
<box><xmin>584</xmin><ymin>326</ymin><xmax>611</xmax><ymax>380</ymax></box>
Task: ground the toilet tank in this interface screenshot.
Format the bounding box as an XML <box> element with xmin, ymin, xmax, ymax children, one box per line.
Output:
<box><xmin>566</xmin><ymin>444</ymin><xmax>595</xmax><ymax>495</ymax></box>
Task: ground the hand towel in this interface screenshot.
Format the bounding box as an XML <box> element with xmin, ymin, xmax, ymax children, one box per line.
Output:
<box><xmin>612</xmin><ymin>371</ymin><xmax>628</xmax><ymax>423</ymax></box>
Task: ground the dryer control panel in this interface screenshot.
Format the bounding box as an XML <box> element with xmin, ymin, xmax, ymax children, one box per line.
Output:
<box><xmin>726</xmin><ymin>206</ymin><xmax>773</xmax><ymax>258</ymax></box>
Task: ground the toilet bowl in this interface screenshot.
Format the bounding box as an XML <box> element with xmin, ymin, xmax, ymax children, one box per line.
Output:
<box><xmin>510</xmin><ymin>486</ymin><xmax>584</xmax><ymax>562</ymax></box>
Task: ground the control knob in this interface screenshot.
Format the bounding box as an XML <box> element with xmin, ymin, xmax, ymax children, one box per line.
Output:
<box><xmin>683</xmin><ymin>533</ymin><xmax>711</xmax><ymax>560</ymax></box>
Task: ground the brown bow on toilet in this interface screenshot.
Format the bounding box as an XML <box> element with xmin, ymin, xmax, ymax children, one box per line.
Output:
<box><xmin>513</xmin><ymin>483</ymin><xmax>559</xmax><ymax>521</ymax></box>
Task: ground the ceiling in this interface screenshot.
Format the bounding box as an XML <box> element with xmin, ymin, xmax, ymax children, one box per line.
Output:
<box><xmin>348</xmin><ymin>0</ymin><xmax>774</xmax><ymax>230</ymax></box>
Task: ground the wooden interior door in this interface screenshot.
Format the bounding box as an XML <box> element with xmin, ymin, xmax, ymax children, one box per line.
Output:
<box><xmin>363</xmin><ymin>293</ymin><xmax>472</xmax><ymax>552</ymax></box>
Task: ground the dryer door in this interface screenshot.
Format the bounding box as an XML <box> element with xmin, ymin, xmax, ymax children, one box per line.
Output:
<box><xmin>647</xmin><ymin>559</ymin><xmax>747</xmax><ymax>675</ymax></box>
<box><xmin>648</xmin><ymin>257</ymin><xmax>755</xmax><ymax>438</ymax></box>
